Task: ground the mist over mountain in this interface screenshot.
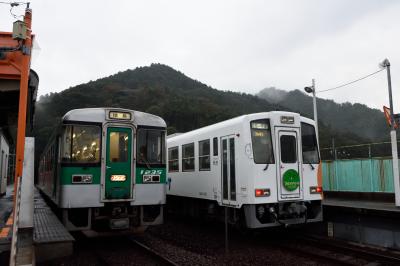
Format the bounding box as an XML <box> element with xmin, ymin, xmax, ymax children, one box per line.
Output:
<box><xmin>257</xmin><ymin>87</ymin><xmax>390</xmax><ymax>142</ymax></box>
<box><xmin>34</xmin><ymin>64</ymin><xmax>366</xmax><ymax>158</ymax></box>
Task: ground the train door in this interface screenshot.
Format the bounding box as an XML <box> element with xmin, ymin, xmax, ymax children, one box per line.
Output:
<box><xmin>0</xmin><ymin>150</ymin><xmax>4</xmax><ymax>195</ymax></box>
<box><xmin>221</xmin><ymin>135</ymin><xmax>237</xmax><ymax>206</ymax></box>
<box><xmin>275</xmin><ymin>128</ymin><xmax>303</xmax><ymax>200</ymax></box>
<box><xmin>103</xmin><ymin>127</ymin><xmax>133</xmax><ymax>200</ymax></box>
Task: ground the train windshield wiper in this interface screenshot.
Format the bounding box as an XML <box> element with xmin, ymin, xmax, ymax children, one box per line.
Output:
<box><xmin>308</xmin><ymin>163</ymin><xmax>315</xmax><ymax>170</ymax></box>
<box><xmin>263</xmin><ymin>163</ymin><xmax>269</xmax><ymax>171</ymax></box>
<box><xmin>139</xmin><ymin>157</ymin><xmax>152</xmax><ymax>169</ymax></box>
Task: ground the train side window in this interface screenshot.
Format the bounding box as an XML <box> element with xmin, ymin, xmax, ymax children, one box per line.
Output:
<box><xmin>199</xmin><ymin>139</ymin><xmax>210</xmax><ymax>171</ymax></box>
<box><xmin>301</xmin><ymin>122</ymin><xmax>320</xmax><ymax>164</ymax></box>
<box><xmin>213</xmin><ymin>137</ymin><xmax>218</xmax><ymax>156</ymax></box>
<box><xmin>168</xmin><ymin>146</ymin><xmax>179</xmax><ymax>172</ymax></box>
<box><xmin>182</xmin><ymin>143</ymin><xmax>195</xmax><ymax>171</ymax></box>
<box><xmin>61</xmin><ymin>125</ymin><xmax>72</xmax><ymax>162</ymax></box>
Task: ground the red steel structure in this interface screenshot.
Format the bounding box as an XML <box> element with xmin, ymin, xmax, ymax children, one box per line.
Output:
<box><xmin>0</xmin><ymin>7</ymin><xmax>34</xmax><ymax>203</ymax></box>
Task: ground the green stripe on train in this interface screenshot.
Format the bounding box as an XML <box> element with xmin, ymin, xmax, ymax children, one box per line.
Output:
<box><xmin>61</xmin><ymin>166</ymin><xmax>166</xmax><ymax>185</ymax></box>
<box><xmin>135</xmin><ymin>167</ymin><xmax>166</xmax><ymax>184</ymax></box>
<box><xmin>60</xmin><ymin>166</ymin><xmax>101</xmax><ymax>185</ymax></box>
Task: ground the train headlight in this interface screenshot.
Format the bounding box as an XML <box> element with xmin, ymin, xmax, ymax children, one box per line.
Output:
<box><xmin>111</xmin><ymin>175</ymin><xmax>126</xmax><ymax>182</ymax></box>
<box><xmin>143</xmin><ymin>175</ymin><xmax>161</xmax><ymax>183</ymax></box>
<box><xmin>72</xmin><ymin>175</ymin><xmax>93</xmax><ymax>184</ymax></box>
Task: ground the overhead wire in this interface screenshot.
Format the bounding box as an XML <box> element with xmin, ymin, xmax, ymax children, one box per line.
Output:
<box><xmin>317</xmin><ymin>68</ymin><xmax>385</xmax><ymax>93</ymax></box>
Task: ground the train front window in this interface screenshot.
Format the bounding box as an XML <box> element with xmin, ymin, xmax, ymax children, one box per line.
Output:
<box><xmin>250</xmin><ymin>119</ymin><xmax>274</xmax><ymax>164</ymax></box>
<box><xmin>301</xmin><ymin>122</ymin><xmax>320</xmax><ymax>164</ymax></box>
<box><xmin>61</xmin><ymin>125</ymin><xmax>101</xmax><ymax>163</ymax></box>
<box><xmin>137</xmin><ymin>129</ymin><xmax>166</xmax><ymax>165</ymax></box>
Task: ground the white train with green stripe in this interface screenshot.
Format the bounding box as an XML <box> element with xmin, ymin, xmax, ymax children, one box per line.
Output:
<box><xmin>38</xmin><ymin>108</ymin><xmax>167</xmax><ymax>231</ymax></box>
<box><xmin>167</xmin><ymin>111</ymin><xmax>323</xmax><ymax>228</ymax></box>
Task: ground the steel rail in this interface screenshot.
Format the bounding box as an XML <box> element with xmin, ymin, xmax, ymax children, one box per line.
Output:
<box><xmin>274</xmin><ymin>240</ymin><xmax>357</xmax><ymax>265</ymax></box>
<box><xmin>297</xmin><ymin>235</ymin><xmax>400</xmax><ymax>265</ymax></box>
<box><xmin>128</xmin><ymin>236</ymin><xmax>180</xmax><ymax>266</ymax></box>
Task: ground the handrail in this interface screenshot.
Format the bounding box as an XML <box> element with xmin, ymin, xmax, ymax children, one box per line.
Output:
<box><xmin>9</xmin><ymin>177</ymin><xmax>22</xmax><ymax>266</ymax></box>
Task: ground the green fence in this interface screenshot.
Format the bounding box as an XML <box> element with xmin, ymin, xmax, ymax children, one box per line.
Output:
<box><xmin>322</xmin><ymin>159</ymin><xmax>395</xmax><ymax>192</ymax></box>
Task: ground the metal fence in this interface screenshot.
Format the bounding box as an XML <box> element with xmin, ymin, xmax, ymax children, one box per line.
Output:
<box><xmin>321</xmin><ymin>141</ymin><xmax>397</xmax><ymax>193</ymax></box>
<box><xmin>321</xmin><ymin>141</ymin><xmax>400</xmax><ymax>160</ymax></box>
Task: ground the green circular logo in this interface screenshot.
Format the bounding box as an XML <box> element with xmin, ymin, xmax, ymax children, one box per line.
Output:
<box><xmin>283</xmin><ymin>169</ymin><xmax>300</xmax><ymax>191</ymax></box>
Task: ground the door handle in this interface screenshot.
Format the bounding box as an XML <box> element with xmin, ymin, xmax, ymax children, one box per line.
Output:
<box><xmin>106</xmin><ymin>166</ymin><xmax>111</xmax><ymax>169</ymax></box>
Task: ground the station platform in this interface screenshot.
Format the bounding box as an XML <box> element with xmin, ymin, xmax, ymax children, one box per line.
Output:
<box><xmin>33</xmin><ymin>188</ymin><xmax>74</xmax><ymax>262</ymax></box>
<box><xmin>0</xmin><ymin>185</ymin><xmax>14</xmax><ymax>253</ymax></box>
<box><xmin>0</xmin><ymin>186</ymin><xmax>74</xmax><ymax>263</ymax></box>
<box><xmin>321</xmin><ymin>191</ymin><xmax>400</xmax><ymax>250</ymax></box>
<box><xmin>323</xmin><ymin>198</ymin><xmax>400</xmax><ymax>213</ymax></box>
<box><xmin>322</xmin><ymin>191</ymin><xmax>400</xmax><ymax>213</ymax></box>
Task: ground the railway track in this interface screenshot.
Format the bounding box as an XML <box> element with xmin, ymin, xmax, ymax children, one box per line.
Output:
<box><xmin>277</xmin><ymin>234</ymin><xmax>400</xmax><ymax>265</ymax></box>
<box><xmin>128</xmin><ymin>236</ymin><xmax>180</xmax><ymax>266</ymax></box>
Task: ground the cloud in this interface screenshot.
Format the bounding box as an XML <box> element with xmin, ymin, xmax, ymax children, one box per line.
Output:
<box><xmin>0</xmin><ymin>0</ymin><xmax>398</xmax><ymax>110</ymax></box>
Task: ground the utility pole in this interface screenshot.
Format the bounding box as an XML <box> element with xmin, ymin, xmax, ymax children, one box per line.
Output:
<box><xmin>312</xmin><ymin>79</ymin><xmax>318</xmax><ymax>138</ymax></box>
<box><xmin>381</xmin><ymin>59</ymin><xmax>400</xmax><ymax>207</ymax></box>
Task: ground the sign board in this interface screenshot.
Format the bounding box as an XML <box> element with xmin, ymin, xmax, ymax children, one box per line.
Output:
<box><xmin>383</xmin><ymin>106</ymin><xmax>399</xmax><ymax>129</ymax></box>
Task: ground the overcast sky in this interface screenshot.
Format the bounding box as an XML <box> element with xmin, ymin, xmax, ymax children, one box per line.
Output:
<box><xmin>1</xmin><ymin>0</ymin><xmax>399</xmax><ymax>110</ymax></box>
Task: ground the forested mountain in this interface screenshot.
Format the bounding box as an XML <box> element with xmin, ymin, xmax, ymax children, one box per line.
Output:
<box><xmin>34</xmin><ymin>64</ymin><xmax>365</xmax><ymax>158</ymax></box>
<box><xmin>257</xmin><ymin>87</ymin><xmax>390</xmax><ymax>142</ymax></box>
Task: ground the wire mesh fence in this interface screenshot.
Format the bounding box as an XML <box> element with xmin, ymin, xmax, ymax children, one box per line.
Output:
<box><xmin>321</xmin><ymin>141</ymin><xmax>400</xmax><ymax>160</ymax></box>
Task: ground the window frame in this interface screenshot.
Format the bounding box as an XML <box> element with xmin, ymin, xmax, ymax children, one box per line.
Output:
<box><xmin>301</xmin><ymin>122</ymin><xmax>320</xmax><ymax>164</ymax></box>
<box><xmin>250</xmin><ymin>119</ymin><xmax>275</xmax><ymax>164</ymax></box>
<box><xmin>136</xmin><ymin>127</ymin><xmax>167</xmax><ymax>167</ymax></box>
<box><xmin>168</xmin><ymin>146</ymin><xmax>179</xmax><ymax>172</ymax></box>
<box><xmin>198</xmin><ymin>139</ymin><xmax>211</xmax><ymax>171</ymax></box>
<box><xmin>108</xmin><ymin>130</ymin><xmax>130</xmax><ymax>163</ymax></box>
<box><xmin>60</xmin><ymin>122</ymin><xmax>102</xmax><ymax>166</ymax></box>
<box><xmin>280</xmin><ymin>135</ymin><xmax>297</xmax><ymax>163</ymax></box>
<box><xmin>213</xmin><ymin>137</ymin><xmax>218</xmax><ymax>156</ymax></box>
<box><xmin>182</xmin><ymin>142</ymin><xmax>195</xmax><ymax>172</ymax></box>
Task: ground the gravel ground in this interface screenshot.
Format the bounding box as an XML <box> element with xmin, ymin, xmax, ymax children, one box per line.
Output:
<box><xmin>139</xmin><ymin>217</ymin><xmax>337</xmax><ymax>266</ymax></box>
<box><xmin>39</xmin><ymin>233</ymin><xmax>170</xmax><ymax>266</ymax></box>
<box><xmin>39</xmin><ymin>216</ymin><xmax>371</xmax><ymax>266</ymax></box>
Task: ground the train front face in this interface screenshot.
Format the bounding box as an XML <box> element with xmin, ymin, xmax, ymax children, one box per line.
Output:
<box><xmin>59</xmin><ymin>109</ymin><xmax>166</xmax><ymax>231</ymax></box>
<box><xmin>243</xmin><ymin>112</ymin><xmax>323</xmax><ymax>228</ymax></box>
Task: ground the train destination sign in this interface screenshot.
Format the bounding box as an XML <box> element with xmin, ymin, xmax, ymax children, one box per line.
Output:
<box><xmin>109</xmin><ymin>111</ymin><xmax>132</xmax><ymax>120</ymax></box>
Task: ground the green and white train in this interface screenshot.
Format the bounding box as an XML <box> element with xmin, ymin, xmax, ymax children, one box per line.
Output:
<box><xmin>38</xmin><ymin>108</ymin><xmax>167</xmax><ymax>231</ymax></box>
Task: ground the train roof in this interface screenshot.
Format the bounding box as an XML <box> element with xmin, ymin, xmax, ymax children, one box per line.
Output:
<box><xmin>62</xmin><ymin>108</ymin><xmax>166</xmax><ymax>128</ymax></box>
<box><xmin>168</xmin><ymin>111</ymin><xmax>314</xmax><ymax>142</ymax></box>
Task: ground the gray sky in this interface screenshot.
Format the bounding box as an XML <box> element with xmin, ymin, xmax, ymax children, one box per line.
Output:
<box><xmin>1</xmin><ymin>0</ymin><xmax>399</xmax><ymax>110</ymax></box>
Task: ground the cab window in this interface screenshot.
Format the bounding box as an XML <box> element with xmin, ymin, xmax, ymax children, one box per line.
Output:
<box><xmin>61</xmin><ymin>125</ymin><xmax>101</xmax><ymax>164</ymax></box>
<box><xmin>301</xmin><ymin>122</ymin><xmax>320</xmax><ymax>164</ymax></box>
<box><xmin>250</xmin><ymin>119</ymin><xmax>274</xmax><ymax>164</ymax></box>
<box><xmin>137</xmin><ymin>129</ymin><xmax>166</xmax><ymax>165</ymax></box>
